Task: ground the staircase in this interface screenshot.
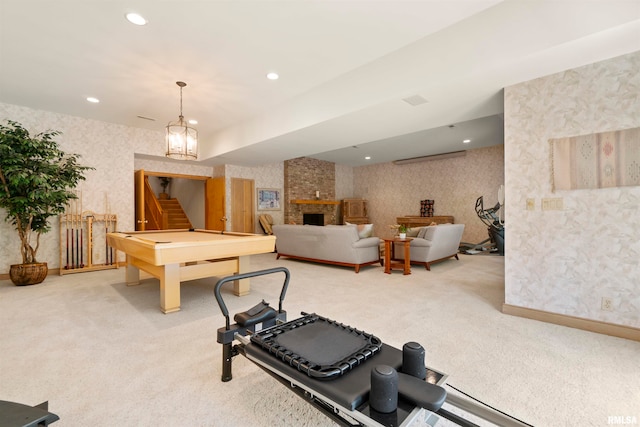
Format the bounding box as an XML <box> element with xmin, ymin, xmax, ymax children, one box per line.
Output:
<box><xmin>158</xmin><ymin>198</ymin><xmax>193</xmax><ymax>229</ymax></box>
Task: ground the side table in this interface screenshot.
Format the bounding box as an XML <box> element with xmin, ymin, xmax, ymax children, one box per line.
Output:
<box><xmin>383</xmin><ymin>237</ymin><xmax>413</xmax><ymax>275</ymax></box>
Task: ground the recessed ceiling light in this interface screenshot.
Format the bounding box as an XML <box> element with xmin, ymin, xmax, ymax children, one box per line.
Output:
<box><xmin>463</xmin><ymin>139</ymin><xmax>471</xmax><ymax>143</ymax></box>
<box><xmin>365</xmin><ymin>156</ymin><xmax>371</xmax><ymax>160</ymax></box>
<box><xmin>188</xmin><ymin>119</ymin><xmax>198</xmax><ymax>125</ymax></box>
<box><xmin>125</xmin><ymin>12</ymin><xmax>147</xmax><ymax>26</ymax></box>
<box><xmin>266</xmin><ymin>72</ymin><xmax>279</xmax><ymax>80</ymax></box>
<box><xmin>86</xmin><ymin>97</ymin><xmax>100</xmax><ymax>103</ymax></box>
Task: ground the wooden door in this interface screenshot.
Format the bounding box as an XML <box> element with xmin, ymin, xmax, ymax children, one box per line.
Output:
<box><xmin>231</xmin><ymin>178</ymin><xmax>254</xmax><ymax>232</ymax></box>
<box><xmin>134</xmin><ymin>169</ymin><xmax>146</xmax><ymax>231</ymax></box>
<box><xmin>205</xmin><ymin>177</ymin><xmax>226</xmax><ymax>231</ymax></box>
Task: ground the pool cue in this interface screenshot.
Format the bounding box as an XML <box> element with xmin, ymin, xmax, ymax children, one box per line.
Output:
<box><xmin>105</xmin><ymin>194</ymin><xmax>110</xmax><ymax>265</ymax></box>
<box><xmin>71</xmin><ymin>202</ymin><xmax>75</xmax><ymax>269</ymax></box>
<box><xmin>79</xmin><ymin>192</ymin><xmax>84</xmax><ymax>268</ymax></box>
<box><xmin>76</xmin><ymin>227</ymin><xmax>79</xmax><ymax>268</ymax></box>
<box><xmin>87</xmin><ymin>215</ymin><xmax>93</xmax><ymax>268</ymax></box>
<box><xmin>75</xmin><ymin>195</ymin><xmax>79</xmax><ymax>268</ymax></box>
<box><xmin>109</xmin><ymin>218</ymin><xmax>113</xmax><ymax>265</ymax></box>
<box><xmin>65</xmin><ymin>218</ymin><xmax>70</xmax><ymax>269</ymax></box>
<box><xmin>80</xmin><ymin>224</ymin><xmax>83</xmax><ymax>267</ymax></box>
<box><xmin>106</xmin><ymin>217</ymin><xmax>110</xmax><ymax>265</ymax></box>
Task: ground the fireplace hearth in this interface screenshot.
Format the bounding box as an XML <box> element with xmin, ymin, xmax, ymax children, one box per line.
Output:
<box><xmin>303</xmin><ymin>213</ymin><xmax>324</xmax><ymax>226</ymax></box>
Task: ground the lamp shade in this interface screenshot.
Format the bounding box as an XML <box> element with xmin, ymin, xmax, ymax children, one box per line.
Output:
<box><xmin>165</xmin><ymin>81</ymin><xmax>197</xmax><ymax>160</ymax></box>
<box><xmin>166</xmin><ymin>118</ymin><xmax>198</xmax><ymax>160</ymax></box>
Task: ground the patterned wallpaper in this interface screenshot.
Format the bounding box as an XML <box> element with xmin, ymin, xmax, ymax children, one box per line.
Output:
<box><xmin>353</xmin><ymin>145</ymin><xmax>505</xmax><ymax>242</ymax></box>
<box><xmin>0</xmin><ymin>102</ymin><xmax>163</xmax><ymax>271</ymax></box>
<box><xmin>504</xmin><ymin>51</ymin><xmax>640</xmax><ymax>328</ymax></box>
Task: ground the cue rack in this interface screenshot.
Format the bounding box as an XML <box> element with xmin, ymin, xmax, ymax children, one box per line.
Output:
<box><xmin>59</xmin><ymin>192</ymin><xmax>118</xmax><ymax>275</ymax></box>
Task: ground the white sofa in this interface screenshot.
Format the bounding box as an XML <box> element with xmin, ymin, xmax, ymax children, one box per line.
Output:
<box><xmin>272</xmin><ymin>224</ymin><xmax>382</xmax><ymax>273</ymax></box>
<box><xmin>394</xmin><ymin>223</ymin><xmax>465</xmax><ymax>270</ymax></box>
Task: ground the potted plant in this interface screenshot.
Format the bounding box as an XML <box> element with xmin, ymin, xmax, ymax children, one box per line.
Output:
<box><xmin>158</xmin><ymin>176</ymin><xmax>171</xmax><ymax>199</ymax></box>
<box><xmin>398</xmin><ymin>224</ymin><xmax>409</xmax><ymax>239</ymax></box>
<box><xmin>0</xmin><ymin>120</ymin><xmax>93</xmax><ymax>285</ymax></box>
<box><xmin>389</xmin><ymin>223</ymin><xmax>409</xmax><ymax>239</ymax></box>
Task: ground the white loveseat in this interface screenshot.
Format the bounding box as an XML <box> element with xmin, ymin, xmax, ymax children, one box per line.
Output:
<box><xmin>394</xmin><ymin>223</ymin><xmax>465</xmax><ymax>270</ymax></box>
<box><xmin>272</xmin><ymin>224</ymin><xmax>382</xmax><ymax>273</ymax></box>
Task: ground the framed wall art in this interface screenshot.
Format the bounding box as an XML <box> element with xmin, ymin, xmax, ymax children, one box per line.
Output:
<box><xmin>257</xmin><ymin>188</ymin><xmax>281</xmax><ymax>210</ymax></box>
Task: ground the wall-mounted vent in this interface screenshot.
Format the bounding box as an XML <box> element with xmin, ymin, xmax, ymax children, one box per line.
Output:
<box><xmin>393</xmin><ymin>150</ymin><xmax>466</xmax><ymax>165</ymax></box>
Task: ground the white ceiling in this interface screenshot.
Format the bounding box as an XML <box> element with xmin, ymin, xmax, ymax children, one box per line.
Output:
<box><xmin>1</xmin><ymin>1</ymin><xmax>639</xmax><ymax>167</ymax></box>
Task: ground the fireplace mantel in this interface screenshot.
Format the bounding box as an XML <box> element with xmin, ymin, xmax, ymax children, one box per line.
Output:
<box><xmin>290</xmin><ymin>199</ymin><xmax>340</xmax><ymax>205</ymax></box>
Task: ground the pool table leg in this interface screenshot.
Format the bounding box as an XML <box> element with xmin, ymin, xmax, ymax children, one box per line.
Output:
<box><xmin>160</xmin><ymin>263</ymin><xmax>181</xmax><ymax>314</ymax></box>
<box><xmin>125</xmin><ymin>256</ymin><xmax>140</xmax><ymax>285</ymax></box>
<box><xmin>233</xmin><ymin>255</ymin><xmax>250</xmax><ymax>297</ymax></box>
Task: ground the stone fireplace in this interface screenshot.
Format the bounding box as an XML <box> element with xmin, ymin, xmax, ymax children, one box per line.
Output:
<box><xmin>284</xmin><ymin>157</ymin><xmax>338</xmax><ymax>225</ymax></box>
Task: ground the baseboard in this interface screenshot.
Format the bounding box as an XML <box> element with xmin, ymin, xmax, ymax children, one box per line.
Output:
<box><xmin>1</xmin><ymin>263</ymin><xmax>122</xmax><ymax>281</ymax></box>
<box><xmin>502</xmin><ymin>304</ymin><xmax>640</xmax><ymax>342</ymax></box>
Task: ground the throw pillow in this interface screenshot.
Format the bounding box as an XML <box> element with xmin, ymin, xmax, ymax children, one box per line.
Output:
<box><xmin>345</xmin><ymin>222</ymin><xmax>374</xmax><ymax>238</ymax></box>
<box><xmin>357</xmin><ymin>223</ymin><xmax>374</xmax><ymax>238</ymax></box>
<box><xmin>417</xmin><ymin>226</ymin><xmax>430</xmax><ymax>239</ymax></box>
<box><xmin>406</xmin><ymin>227</ymin><xmax>422</xmax><ymax>237</ymax></box>
<box><xmin>422</xmin><ymin>226</ymin><xmax>437</xmax><ymax>240</ymax></box>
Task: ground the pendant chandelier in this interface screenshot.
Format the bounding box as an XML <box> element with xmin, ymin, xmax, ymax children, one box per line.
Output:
<box><xmin>166</xmin><ymin>81</ymin><xmax>198</xmax><ymax>160</ymax></box>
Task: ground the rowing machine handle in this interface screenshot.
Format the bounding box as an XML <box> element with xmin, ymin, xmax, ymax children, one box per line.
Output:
<box><xmin>213</xmin><ymin>267</ymin><xmax>290</xmax><ymax>330</ymax></box>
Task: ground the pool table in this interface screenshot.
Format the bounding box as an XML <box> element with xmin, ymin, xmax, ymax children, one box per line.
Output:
<box><xmin>106</xmin><ymin>229</ymin><xmax>276</xmax><ymax>313</ymax></box>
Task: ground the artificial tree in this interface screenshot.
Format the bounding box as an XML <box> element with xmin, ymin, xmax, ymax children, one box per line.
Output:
<box><xmin>0</xmin><ymin>120</ymin><xmax>92</xmax><ymax>283</ymax></box>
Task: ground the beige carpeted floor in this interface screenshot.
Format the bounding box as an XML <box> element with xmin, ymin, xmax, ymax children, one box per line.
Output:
<box><xmin>1</xmin><ymin>253</ymin><xmax>638</xmax><ymax>426</ymax></box>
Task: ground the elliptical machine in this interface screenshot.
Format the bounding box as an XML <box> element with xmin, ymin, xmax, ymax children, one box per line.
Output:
<box><xmin>461</xmin><ymin>186</ymin><xmax>505</xmax><ymax>255</ymax></box>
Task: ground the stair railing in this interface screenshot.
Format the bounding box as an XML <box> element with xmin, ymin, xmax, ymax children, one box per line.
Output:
<box><xmin>144</xmin><ymin>177</ymin><xmax>169</xmax><ymax>229</ymax></box>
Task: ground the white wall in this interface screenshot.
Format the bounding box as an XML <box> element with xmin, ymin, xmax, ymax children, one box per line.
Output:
<box><xmin>504</xmin><ymin>51</ymin><xmax>640</xmax><ymax>328</ymax></box>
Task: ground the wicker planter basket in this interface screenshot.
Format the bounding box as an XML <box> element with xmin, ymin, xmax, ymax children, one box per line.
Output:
<box><xmin>9</xmin><ymin>262</ymin><xmax>48</xmax><ymax>286</ymax></box>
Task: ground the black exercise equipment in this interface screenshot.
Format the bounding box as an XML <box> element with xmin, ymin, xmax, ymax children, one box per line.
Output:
<box><xmin>215</xmin><ymin>268</ymin><xmax>529</xmax><ymax>426</ymax></box>
<box><xmin>461</xmin><ymin>195</ymin><xmax>505</xmax><ymax>256</ymax></box>
<box><xmin>0</xmin><ymin>400</ymin><xmax>59</xmax><ymax>426</ymax></box>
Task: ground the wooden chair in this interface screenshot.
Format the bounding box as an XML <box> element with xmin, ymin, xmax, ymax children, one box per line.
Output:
<box><xmin>259</xmin><ymin>214</ymin><xmax>274</xmax><ymax>235</ymax></box>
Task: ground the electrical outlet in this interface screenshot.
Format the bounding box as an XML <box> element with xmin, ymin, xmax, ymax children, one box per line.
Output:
<box><xmin>526</xmin><ymin>198</ymin><xmax>535</xmax><ymax>211</ymax></box>
<box><xmin>601</xmin><ymin>297</ymin><xmax>613</xmax><ymax>311</ymax></box>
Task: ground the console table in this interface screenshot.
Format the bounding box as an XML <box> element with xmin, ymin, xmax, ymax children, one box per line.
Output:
<box><xmin>396</xmin><ymin>216</ymin><xmax>454</xmax><ymax>227</ymax></box>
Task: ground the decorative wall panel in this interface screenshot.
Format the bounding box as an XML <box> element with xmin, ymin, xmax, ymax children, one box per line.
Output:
<box><xmin>551</xmin><ymin>127</ymin><xmax>640</xmax><ymax>191</ymax></box>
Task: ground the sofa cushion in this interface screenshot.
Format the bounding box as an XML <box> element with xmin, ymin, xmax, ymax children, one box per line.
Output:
<box><xmin>346</xmin><ymin>222</ymin><xmax>374</xmax><ymax>238</ymax></box>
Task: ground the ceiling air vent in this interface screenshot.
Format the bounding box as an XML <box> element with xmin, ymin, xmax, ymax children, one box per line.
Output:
<box><xmin>402</xmin><ymin>94</ymin><xmax>428</xmax><ymax>106</ymax></box>
<box><xmin>393</xmin><ymin>150</ymin><xmax>466</xmax><ymax>165</ymax></box>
